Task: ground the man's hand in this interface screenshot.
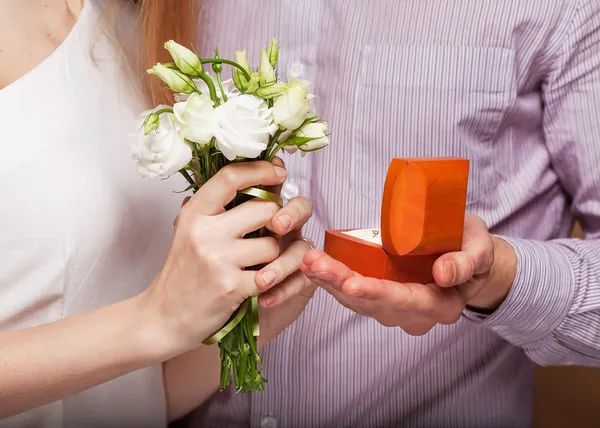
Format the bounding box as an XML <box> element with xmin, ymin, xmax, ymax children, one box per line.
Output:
<box><xmin>300</xmin><ymin>214</ymin><xmax>517</xmax><ymax>335</ymax></box>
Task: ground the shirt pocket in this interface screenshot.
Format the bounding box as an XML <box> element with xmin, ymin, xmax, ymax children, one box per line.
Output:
<box><xmin>350</xmin><ymin>44</ymin><xmax>515</xmax><ymax>207</ymax></box>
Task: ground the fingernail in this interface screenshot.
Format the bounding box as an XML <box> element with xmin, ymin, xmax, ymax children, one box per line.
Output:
<box><xmin>444</xmin><ymin>261</ymin><xmax>456</xmax><ymax>284</ymax></box>
<box><xmin>274</xmin><ymin>166</ymin><xmax>287</xmax><ymax>179</ymax></box>
<box><xmin>261</xmin><ymin>271</ymin><xmax>277</xmax><ymax>288</ymax></box>
<box><xmin>277</xmin><ymin>215</ymin><xmax>292</xmax><ymax>231</ymax></box>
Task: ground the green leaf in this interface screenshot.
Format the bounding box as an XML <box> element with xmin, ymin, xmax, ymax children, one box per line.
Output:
<box><xmin>281</xmin><ymin>135</ymin><xmax>320</xmax><ymax>147</ymax></box>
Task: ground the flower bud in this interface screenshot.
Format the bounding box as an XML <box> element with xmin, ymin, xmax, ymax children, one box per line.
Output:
<box><xmin>143</xmin><ymin>112</ymin><xmax>160</xmax><ymax>135</ymax></box>
<box><xmin>235</xmin><ymin>50</ymin><xmax>252</xmax><ymax>75</ymax></box>
<box><xmin>147</xmin><ymin>63</ymin><xmax>197</xmax><ymax>94</ymax></box>
<box><xmin>233</xmin><ymin>50</ymin><xmax>251</xmax><ymax>92</ymax></box>
<box><xmin>246</xmin><ymin>73</ymin><xmax>260</xmax><ymax>93</ymax></box>
<box><xmin>164</xmin><ymin>40</ymin><xmax>202</xmax><ymax>77</ymax></box>
<box><xmin>259</xmin><ymin>50</ymin><xmax>277</xmax><ymax>85</ymax></box>
<box><xmin>255</xmin><ymin>83</ymin><xmax>288</xmax><ymax>99</ymax></box>
<box><xmin>267</xmin><ymin>38</ymin><xmax>279</xmax><ymax>68</ymax></box>
<box><xmin>212</xmin><ymin>47</ymin><xmax>222</xmax><ymax>74</ymax></box>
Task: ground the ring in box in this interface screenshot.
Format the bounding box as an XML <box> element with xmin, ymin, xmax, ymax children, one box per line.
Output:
<box><xmin>324</xmin><ymin>158</ymin><xmax>469</xmax><ymax>284</ymax></box>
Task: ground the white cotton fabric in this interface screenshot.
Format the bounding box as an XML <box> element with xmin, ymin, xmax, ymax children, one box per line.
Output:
<box><xmin>0</xmin><ymin>2</ymin><xmax>184</xmax><ymax>427</ymax></box>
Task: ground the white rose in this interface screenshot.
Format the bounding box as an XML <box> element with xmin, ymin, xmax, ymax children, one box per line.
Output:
<box><xmin>131</xmin><ymin>112</ymin><xmax>192</xmax><ymax>178</ymax></box>
<box><xmin>272</xmin><ymin>77</ymin><xmax>312</xmax><ymax>130</ymax></box>
<box><xmin>284</xmin><ymin>122</ymin><xmax>330</xmax><ymax>156</ymax></box>
<box><xmin>173</xmin><ymin>93</ymin><xmax>215</xmax><ymax>146</ymax></box>
<box><xmin>212</xmin><ymin>94</ymin><xmax>278</xmax><ymax>160</ymax></box>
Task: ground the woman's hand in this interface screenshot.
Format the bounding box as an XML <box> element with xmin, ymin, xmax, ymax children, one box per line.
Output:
<box><xmin>163</xmin><ymin>159</ymin><xmax>316</xmax><ymax>421</ymax></box>
<box><xmin>142</xmin><ymin>161</ymin><xmax>289</xmax><ymax>356</ymax></box>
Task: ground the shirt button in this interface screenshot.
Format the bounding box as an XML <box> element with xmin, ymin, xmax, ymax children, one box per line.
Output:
<box><xmin>281</xmin><ymin>182</ymin><xmax>300</xmax><ymax>200</ymax></box>
<box><xmin>288</xmin><ymin>61</ymin><xmax>305</xmax><ymax>78</ymax></box>
<box><xmin>260</xmin><ymin>416</ymin><xmax>278</xmax><ymax>428</ymax></box>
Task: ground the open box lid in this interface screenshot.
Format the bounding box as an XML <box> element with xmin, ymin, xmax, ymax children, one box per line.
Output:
<box><xmin>380</xmin><ymin>158</ymin><xmax>470</xmax><ymax>256</ymax></box>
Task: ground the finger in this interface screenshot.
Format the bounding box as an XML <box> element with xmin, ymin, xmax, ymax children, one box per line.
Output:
<box><xmin>432</xmin><ymin>214</ymin><xmax>494</xmax><ymax>287</ymax></box>
<box><xmin>265</xmin><ymin>196</ymin><xmax>313</xmax><ymax>235</ymax></box>
<box><xmin>263</xmin><ymin>157</ymin><xmax>286</xmax><ymax>196</ymax></box>
<box><xmin>231</xmin><ymin>236</ymin><xmax>280</xmax><ymax>268</ymax></box>
<box><xmin>341</xmin><ymin>276</ymin><xmax>413</xmax><ymax>304</ymax></box>
<box><xmin>236</xmin><ymin>271</ymin><xmax>264</xmax><ymax>298</ymax></box>
<box><xmin>259</xmin><ymin>271</ymin><xmax>315</xmax><ymax>308</ymax></box>
<box><xmin>301</xmin><ymin>249</ymin><xmax>357</xmax><ymax>290</ymax></box>
<box><xmin>187</xmin><ymin>161</ymin><xmax>287</xmax><ymax>215</ymax></box>
<box><xmin>219</xmin><ymin>198</ymin><xmax>280</xmax><ymax>237</ymax></box>
<box><xmin>255</xmin><ymin>238</ymin><xmax>312</xmax><ymax>290</ymax></box>
<box><xmin>342</xmin><ymin>277</ymin><xmax>462</xmax><ymax>323</ymax></box>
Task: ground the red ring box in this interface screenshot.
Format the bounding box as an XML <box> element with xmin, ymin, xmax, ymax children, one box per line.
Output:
<box><xmin>324</xmin><ymin>158</ymin><xmax>469</xmax><ymax>283</ymax></box>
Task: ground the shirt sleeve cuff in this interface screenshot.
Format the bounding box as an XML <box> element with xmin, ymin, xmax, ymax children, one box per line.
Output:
<box><xmin>462</xmin><ymin>236</ymin><xmax>576</xmax><ymax>346</ymax></box>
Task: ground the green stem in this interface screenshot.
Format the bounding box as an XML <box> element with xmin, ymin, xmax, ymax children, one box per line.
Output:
<box><xmin>265</xmin><ymin>129</ymin><xmax>283</xmax><ymax>160</ymax></box>
<box><xmin>200</xmin><ymin>59</ymin><xmax>252</xmax><ymax>81</ymax></box>
<box><xmin>195</xmin><ymin>71</ymin><xmax>220</xmax><ymax>105</ymax></box>
<box><xmin>203</xmin><ymin>146</ymin><xmax>212</xmax><ymax>180</ymax></box>
<box><xmin>216</xmin><ymin>73</ymin><xmax>228</xmax><ymax>102</ymax></box>
<box><xmin>178</xmin><ymin>169</ymin><xmax>196</xmax><ymax>190</ymax></box>
<box><xmin>266</xmin><ymin>140</ymin><xmax>288</xmax><ymax>162</ymax></box>
<box><xmin>154</xmin><ymin>108</ymin><xmax>174</xmax><ymax>116</ymax></box>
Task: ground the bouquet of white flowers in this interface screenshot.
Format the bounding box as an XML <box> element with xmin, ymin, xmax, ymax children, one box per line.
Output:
<box><xmin>131</xmin><ymin>39</ymin><xmax>329</xmax><ymax>393</ymax></box>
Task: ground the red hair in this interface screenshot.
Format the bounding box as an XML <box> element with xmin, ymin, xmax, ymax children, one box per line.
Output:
<box><xmin>104</xmin><ymin>0</ymin><xmax>199</xmax><ymax>106</ymax></box>
<box><xmin>135</xmin><ymin>0</ymin><xmax>199</xmax><ymax>105</ymax></box>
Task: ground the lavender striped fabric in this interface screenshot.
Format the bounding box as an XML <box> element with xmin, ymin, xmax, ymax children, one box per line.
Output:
<box><xmin>187</xmin><ymin>1</ymin><xmax>600</xmax><ymax>426</ymax></box>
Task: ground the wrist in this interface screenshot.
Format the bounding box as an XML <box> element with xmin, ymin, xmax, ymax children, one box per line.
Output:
<box><xmin>467</xmin><ymin>235</ymin><xmax>518</xmax><ymax>311</ymax></box>
<box><xmin>130</xmin><ymin>287</ymin><xmax>190</xmax><ymax>363</ymax></box>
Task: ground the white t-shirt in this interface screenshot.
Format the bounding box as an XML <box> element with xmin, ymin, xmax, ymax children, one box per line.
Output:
<box><xmin>0</xmin><ymin>2</ymin><xmax>184</xmax><ymax>427</ymax></box>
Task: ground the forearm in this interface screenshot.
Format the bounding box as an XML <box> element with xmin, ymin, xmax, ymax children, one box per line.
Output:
<box><xmin>0</xmin><ymin>293</ymin><xmax>175</xmax><ymax>418</ymax></box>
<box><xmin>464</xmin><ymin>236</ymin><xmax>600</xmax><ymax>366</ymax></box>
<box><xmin>163</xmin><ymin>345</ymin><xmax>221</xmax><ymax>422</ymax></box>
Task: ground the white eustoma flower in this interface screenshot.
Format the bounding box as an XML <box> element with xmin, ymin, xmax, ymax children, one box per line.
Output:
<box><xmin>284</xmin><ymin>122</ymin><xmax>330</xmax><ymax>156</ymax></box>
<box><xmin>297</xmin><ymin>122</ymin><xmax>330</xmax><ymax>151</ymax></box>
<box><xmin>212</xmin><ymin>94</ymin><xmax>278</xmax><ymax>160</ymax></box>
<box><xmin>272</xmin><ymin>77</ymin><xmax>312</xmax><ymax>130</ymax></box>
<box><xmin>131</xmin><ymin>112</ymin><xmax>192</xmax><ymax>178</ymax></box>
<box><xmin>173</xmin><ymin>93</ymin><xmax>215</xmax><ymax>146</ymax></box>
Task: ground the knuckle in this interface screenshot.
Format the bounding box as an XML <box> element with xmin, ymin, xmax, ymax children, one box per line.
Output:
<box><xmin>255</xmin><ymin>160</ymin><xmax>276</xmax><ymax>177</ymax></box>
<box><xmin>219</xmin><ymin>165</ymin><xmax>240</xmax><ymax>187</ymax></box>
<box><xmin>295</xmin><ymin>196</ymin><xmax>313</xmax><ymax>216</ymax></box>
<box><xmin>219</xmin><ymin>274</ymin><xmax>240</xmax><ymax>298</ymax></box>
<box><xmin>439</xmin><ymin>308</ymin><xmax>462</xmax><ymax>325</ymax></box>
<box><xmin>378</xmin><ymin>318</ymin><xmax>399</xmax><ymax>328</ymax></box>
<box><xmin>402</xmin><ymin>324</ymin><xmax>432</xmax><ymax>336</ymax></box>
<box><xmin>263</xmin><ymin>200</ymin><xmax>281</xmax><ymax>216</ymax></box>
<box><xmin>197</xmin><ymin>246</ymin><xmax>222</xmax><ymax>265</ymax></box>
<box><xmin>178</xmin><ymin>204</ymin><xmax>196</xmax><ymax>226</ymax></box>
<box><xmin>265</xmin><ymin>237</ymin><xmax>281</xmax><ymax>259</ymax></box>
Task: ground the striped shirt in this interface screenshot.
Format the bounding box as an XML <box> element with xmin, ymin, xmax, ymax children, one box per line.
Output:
<box><xmin>188</xmin><ymin>1</ymin><xmax>600</xmax><ymax>426</ymax></box>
